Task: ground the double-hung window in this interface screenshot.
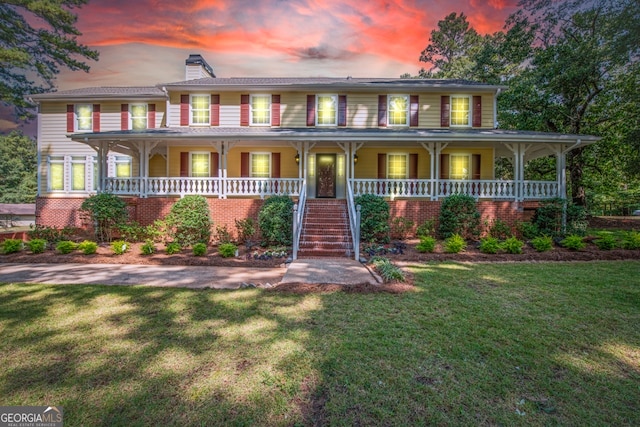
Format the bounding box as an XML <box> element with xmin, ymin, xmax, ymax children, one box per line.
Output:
<box><xmin>388</xmin><ymin>95</ymin><xmax>409</xmax><ymax>126</ymax></box>
<box><xmin>387</xmin><ymin>154</ymin><xmax>408</xmax><ymax>179</ymax></box>
<box><xmin>191</xmin><ymin>95</ymin><xmax>210</xmax><ymax>125</ymax></box>
<box><xmin>450</xmin><ymin>95</ymin><xmax>471</xmax><ymax>127</ymax></box>
<box><xmin>316</xmin><ymin>95</ymin><xmax>337</xmax><ymax>126</ymax></box>
<box><xmin>251</xmin><ymin>95</ymin><xmax>271</xmax><ymax>125</ymax></box>
<box><xmin>250</xmin><ymin>153</ymin><xmax>271</xmax><ymax>178</ymax></box>
<box><xmin>190</xmin><ymin>152</ymin><xmax>210</xmax><ymax>177</ymax></box>
<box><xmin>48</xmin><ymin>156</ymin><xmax>64</xmax><ymax>191</ymax></box>
<box><xmin>75</xmin><ymin>104</ymin><xmax>93</xmax><ymax>131</ymax></box>
<box><xmin>450</xmin><ymin>154</ymin><xmax>470</xmax><ymax>179</ymax></box>
<box><xmin>130</xmin><ymin>104</ymin><xmax>148</xmax><ymax>130</ymax></box>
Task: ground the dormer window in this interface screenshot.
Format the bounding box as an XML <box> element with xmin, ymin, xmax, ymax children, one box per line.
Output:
<box><xmin>388</xmin><ymin>95</ymin><xmax>409</xmax><ymax>126</ymax></box>
<box><xmin>316</xmin><ymin>95</ymin><xmax>337</xmax><ymax>126</ymax></box>
<box><xmin>450</xmin><ymin>95</ymin><xmax>471</xmax><ymax>127</ymax></box>
<box><xmin>190</xmin><ymin>94</ymin><xmax>210</xmax><ymax>125</ymax></box>
<box><xmin>75</xmin><ymin>104</ymin><xmax>93</xmax><ymax>131</ymax></box>
<box><xmin>251</xmin><ymin>95</ymin><xmax>271</xmax><ymax>125</ymax></box>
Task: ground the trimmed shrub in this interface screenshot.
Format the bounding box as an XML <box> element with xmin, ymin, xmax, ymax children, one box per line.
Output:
<box><xmin>141</xmin><ymin>240</ymin><xmax>156</xmax><ymax>255</ymax></box>
<box><xmin>116</xmin><ymin>221</ymin><xmax>150</xmax><ymax>242</ymax></box>
<box><xmin>56</xmin><ymin>240</ymin><xmax>77</xmax><ymax>254</ymax></box>
<box><xmin>415</xmin><ymin>219</ymin><xmax>436</xmax><ymax>238</ymax></box>
<box><xmin>593</xmin><ymin>233</ymin><xmax>617</xmax><ymax>250</ymax></box>
<box><xmin>27</xmin><ymin>224</ymin><xmax>75</xmax><ymax>244</ymax></box>
<box><xmin>621</xmin><ymin>231</ymin><xmax>640</xmax><ymax>250</ymax></box>
<box><xmin>219</xmin><ymin>243</ymin><xmax>237</xmax><ymax>258</ymax></box>
<box><xmin>516</xmin><ymin>221</ymin><xmax>540</xmax><ymax>240</ymax></box>
<box><xmin>80</xmin><ymin>193</ymin><xmax>128</xmax><ymax>242</ymax></box>
<box><xmin>354</xmin><ymin>194</ymin><xmax>390</xmax><ymax>243</ymax></box>
<box><xmin>487</xmin><ymin>219</ymin><xmax>512</xmax><ymax>240</ymax></box>
<box><xmin>258</xmin><ymin>195</ymin><xmax>294</xmax><ymax>246</ymax></box>
<box><xmin>479</xmin><ymin>236</ymin><xmax>500</xmax><ymax>254</ymax></box>
<box><xmin>532</xmin><ymin>198</ymin><xmax>587</xmax><ymax>237</ymax></box>
<box><xmin>370</xmin><ymin>256</ymin><xmax>405</xmax><ymax>282</ymax></box>
<box><xmin>531</xmin><ymin>235</ymin><xmax>554</xmax><ymax>252</ymax></box>
<box><xmin>2</xmin><ymin>238</ymin><xmax>23</xmax><ymax>254</ymax></box>
<box><xmin>27</xmin><ymin>239</ymin><xmax>47</xmax><ymax>254</ymax></box>
<box><xmin>165</xmin><ymin>242</ymin><xmax>182</xmax><ymax>255</ymax></box>
<box><xmin>415</xmin><ymin>236</ymin><xmax>436</xmax><ymax>253</ymax></box>
<box><xmin>110</xmin><ymin>240</ymin><xmax>128</xmax><ymax>255</ymax></box>
<box><xmin>561</xmin><ymin>235</ymin><xmax>586</xmax><ymax>251</ymax></box>
<box><xmin>77</xmin><ymin>240</ymin><xmax>98</xmax><ymax>255</ymax></box>
<box><xmin>390</xmin><ymin>217</ymin><xmax>414</xmax><ymax>240</ymax></box>
<box><xmin>438</xmin><ymin>194</ymin><xmax>481</xmax><ymax>240</ymax></box>
<box><xmin>214</xmin><ymin>224</ymin><xmax>233</xmax><ymax>244</ymax></box>
<box><xmin>444</xmin><ymin>234</ymin><xmax>466</xmax><ymax>253</ymax></box>
<box><xmin>500</xmin><ymin>237</ymin><xmax>524</xmax><ymax>254</ymax></box>
<box><xmin>235</xmin><ymin>218</ymin><xmax>256</xmax><ymax>244</ymax></box>
<box><xmin>165</xmin><ymin>195</ymin><xmax>212</xmax><ymax>247</ymax></box>
<box><xmin>192</xmin><ymin>242</ymin><xmax>207</xmax><ymax>256</ymax></box>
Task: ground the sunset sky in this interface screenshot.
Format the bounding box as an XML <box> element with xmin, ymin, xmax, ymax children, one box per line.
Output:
<box><xmin>3</xmin><ymin>0</ymin><xmax>520</xmax><ymax>132</ymax></box>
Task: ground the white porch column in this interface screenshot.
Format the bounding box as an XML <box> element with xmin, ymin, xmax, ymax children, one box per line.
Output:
<box><xmin>556</xmin><ymin>145</ymin><xmax>567</xmax><ymax>199</ymax></box>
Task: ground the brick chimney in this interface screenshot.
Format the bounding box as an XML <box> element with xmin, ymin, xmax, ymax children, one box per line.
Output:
<box><xmin>185</xmin><ymin>54</ymin><xmax>216</xmax><ymax>80</ymax></box>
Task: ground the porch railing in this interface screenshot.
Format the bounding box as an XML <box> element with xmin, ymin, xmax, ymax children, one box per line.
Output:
<box><xmin>351</xmin><ymin>179</ymin><xmax>559</xmax><ymax>201</ymax></box>
<box><xmin>104</xmin><ymin>177</ymin><xmax>302</xmax><ymax>198</ymax></box>
<box><xmin>292</xmin><ymin>180</ymin><xmax>307</xmax><ymax>260</ymax></box>
<box><xmin>346</xmin><ymin>180</ymin><xmax>361</xmax><ymax>261</ymax></box>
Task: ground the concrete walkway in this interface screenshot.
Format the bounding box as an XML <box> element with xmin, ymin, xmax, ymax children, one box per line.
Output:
<box><xmin>0</xmin><ymin>258</ymin><xmax>379</xmax><ymax>289</ymax></box>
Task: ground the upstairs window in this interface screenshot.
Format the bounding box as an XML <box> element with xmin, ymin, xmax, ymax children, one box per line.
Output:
<box><xmin>387</xmin><ymin>154</ymin><xmax>408</xmax><ymax>179</ymax></box>
<box><xmin>450</xmin><ymin>96</ymin><xmax>471</xmax><ymax>127</ymax></box>
<box><xmin>251</xmin><ymin>95</ymin><xmax>271</xmax><ymax>125</ymax></box>
<box><xmin>316</xmin><ymin>95</ymin><xmax>337</xmax><ymax>126</ymax></box>
<box><xmin>130</xmin><ymin>104</ymin><xmax>148</xmax><ymax>130</ymax></box>
<box><xmin>190</xmin><ymin>95</ymin><xmax>210</xmax><ymax>125</ymax></box>
<box><xmin>75</xmin><ymin>104</ymin><xmax>93</xmax><ymax>131</ymax></box>
<box><xmin>388</xmin><ymin>95</ymin><xmax>409</xmax><ymax>126</ymax></box>
<box><xmin>250</xmin><ymin>153</ymin><xmax>271</xmax><ymax>178</ymax></box>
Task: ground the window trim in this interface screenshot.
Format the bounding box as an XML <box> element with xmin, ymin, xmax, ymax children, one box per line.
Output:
<box><xmin>315</xmin><ymin>94</ymin><xmax>338</xmax><ymax>126</ymax></box>
<box><xmin>129</xmin><ymin>103</ymin><xmax>148</xmax><ymax>130</ymax></box>
<box><xmin>250</xmin><ymin>94</ymin><xmax>271</xmax><ymax>126</ymax></box>
<box><xmin>387</xmin><ymin>153</ymin><xmax>409</xmax><ymax>179</ymax></box>
<box><xmin>190</xmin><ymin>94</ymin><xmax>211</xmax><ymax>126</ymax></box>
<box><xmin>189</xmin><ymin>152</ymin><xmax>210</xmax><ymax>177</ymax></box>
<box><xmin>450</xmin><ymin>95</ymin><xmax>472</xmax><ymax>127</ymax></box>
<box><xmin>387</xmin><ymin>94</ymin><xmax>410</xmax><ymax>127</ymax></box>
<box><xmin>75</xmin><ymin>104</ymin><xmax>93</xmax><ymax>132</ymax></box>
<box><xmin>450</xmin><ymin>153</ymin><xmax>472</xmax><ymax>180</ymax></box>
<box><xmin>249</xmin><ymin>152</ymin><xmax>272</xmax><ymax>178</ymax></box>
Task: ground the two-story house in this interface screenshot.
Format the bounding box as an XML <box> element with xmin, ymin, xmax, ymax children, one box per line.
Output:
<box><xmin>30</xmin><ymin>54</ymin><xmax>598</xmax><ymax>257</ymax></box>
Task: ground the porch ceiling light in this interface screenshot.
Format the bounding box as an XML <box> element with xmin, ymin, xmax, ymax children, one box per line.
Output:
<box><xmin>353</xmin><ymin>154</ymin><xmax>358</xmax><ymax>164</ymax></box>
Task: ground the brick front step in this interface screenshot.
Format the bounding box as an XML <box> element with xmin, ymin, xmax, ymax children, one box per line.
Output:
<box><xmin>301</xmin><ymin>235</ymin><xmax>352</xmax><ymax>243</ymax></box>
<box><xmin>297</xmin><ymin>248</ymin><xmax>354</xmax><ymax>257</ymax></box>
<box><xmin>299</xmin><ymin>199</ymin><xmax>353</xmax><ymax>257</ymax></box>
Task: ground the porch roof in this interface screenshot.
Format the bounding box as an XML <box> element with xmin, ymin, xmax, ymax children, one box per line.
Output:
<box><xmin>69</xmin><ymin>126</ymin><xmax>600</xmax><ymax>146</ymax></box>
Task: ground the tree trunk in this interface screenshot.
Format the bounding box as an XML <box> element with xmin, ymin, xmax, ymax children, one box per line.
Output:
<box><xmin>568</xmin><ymin>147</ymin><xmax>586</xmax><ymax>206</ymax></box>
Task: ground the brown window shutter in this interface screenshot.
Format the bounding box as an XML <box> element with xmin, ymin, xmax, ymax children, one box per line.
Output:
<box><xmin>180</xmin><ymin>94</ymin><xmax>189</xmax><ymax>126</ymax></box>
<box><xmin>211</xmin><ymin>152</ymin><xmax>219</xmax><ymax>177</ymax></box>
<box><xmin>241</xmin><ymin>152</ymin><xmax>250</xmax><ymax>177</ymax></box>
<box><xmin>92</xmin><ymin>104</ymin><xmax>100</xmax><ymax>132</ymax></box>
<box><xmin>378</xmin><ymin>95</ymin><xmax>387</xmax><ymax>127</ymax></box>
<box><xmin>210</xmin><ymin>95</ymin><xmax>220</xmax><ymax>126</ymax></box>
<box><xmin>180</xmin><ymin>152</ymin><xmax>189</xmax><ymax>177</ymax></box>
<box><xmin>440</xmin><ymin>154</ymin><xmax>450</xmax><ymax>179</ymax></box>
<box><xmin>377</xmin><ymin>153</ymin><xmax>387</xmax><ymax>179</ymax></box>
<box><xmin>472</xmin><ymin>95</ymin><xmax>482</xmax><ymax>127</ymax></box>
<box><xmin>240</xmin><ymin>94</ymin><xmax>250</xmax><ymax>126</ymax></box>
<box><xmin>472</xmin><ymin>154</ymin><xmax>481</xmax><ymax>179</ymax></box>
<box><xmin>271</xmin><ymin>152</ymin><xmax>281</xmax><ymax>178</ymax></box>
<box><xmin>271</xmin><ymin>94</ymin><xmax>281</xmax><ymax>126</ymax></box>
<box><xmin>120</xmin><ymin>104</ymin><xmax>128</xmax><ymax>130</ymax></box>
<box><xmin>338</xmin><ymin>95</ymin><xmax>347</xmax><ymax>126</ymax></box>
<box><xmin>306</xmin><ymin>95</ymin><xmax>315</xmax><ymax>126</ymax></box>
<box><xmin>409</xmin><ymin>153</ymin><xmax>418</xmax><ymax>179</ymax></box>
<box><xmin>148</xmin><ymin>104</ymin><xmax>156</xmax><ymax>128</ymax></box>
<box><xmin>66</xmin><ymin>104</ymin><xmax>74</xmax><ymax>132</ymax></box>
<box><xmin>440</xmin><ymin>96</ymin><xmax>450</xmax><ymax>127</ymax></box>
<box><xmin>410</xmin><ymin>95</ymin><xmax>419</xmax><ymax>127</ymax></box>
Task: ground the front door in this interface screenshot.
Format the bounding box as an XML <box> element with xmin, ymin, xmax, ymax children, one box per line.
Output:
<box><xmin>316</xmin><ymin>154</ymin><xmax>336</xmax><ymax>198</ymax></box>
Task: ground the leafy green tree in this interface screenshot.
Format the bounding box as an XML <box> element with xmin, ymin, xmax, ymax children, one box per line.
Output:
<box><xmin>0</xmin><ymin>131</ymin><xmax>37</xmax><ymax>203</ymax></box>
<box><xmin>1</xmin><ymin>0</ymin><xmax>99</xmax><ymax>119</ymax></box>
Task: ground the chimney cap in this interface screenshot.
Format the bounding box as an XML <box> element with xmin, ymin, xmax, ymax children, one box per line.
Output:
<box><xmin>185</xmin><ymin>54</ymin><xmax>216</xmax><ymax>78</ymax></box>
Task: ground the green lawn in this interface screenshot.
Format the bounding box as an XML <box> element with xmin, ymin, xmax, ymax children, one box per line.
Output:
<box><xmin>1</xmin><ymin>261</ymin><xmax>639</xmax><ymax>426</ymax></box>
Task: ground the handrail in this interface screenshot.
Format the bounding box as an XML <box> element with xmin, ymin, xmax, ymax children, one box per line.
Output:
<box><xmin>292</xmin><ymin>180</ymin><xmax>306</xmax><ymax>260</ymax></box>
<box><xmin>346</xmin><ymin>179</ymin><xmax>360</xmax><ymax>261</ymax></box>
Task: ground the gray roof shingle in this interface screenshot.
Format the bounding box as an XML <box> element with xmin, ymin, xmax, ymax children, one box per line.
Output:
<box><xmin>30</xmin><ymin>86</ymin><xmax>166</xmax><ymax>100</ymax></box>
